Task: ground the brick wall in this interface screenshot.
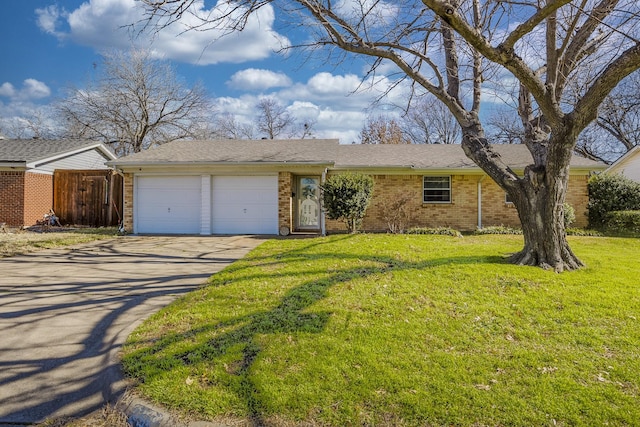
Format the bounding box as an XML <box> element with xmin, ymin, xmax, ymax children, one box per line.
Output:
<box><xmin>0</xmin><ymin>171</ymin><xmax>25</xmax><ymax>226</ymax></box>
<box><xmin>278</xmin><ymin>172</ymin><xmax>292</xmax><ymax>234</ymax></box>
<box><xmin>123</xmin><ymin>173</ymin><xmax>134</xmax><ymax>232</ymax></box>
<box><xmin>324</xmin><ymin>173</ymin><xmax>591</xmax><ymax>233</ymax></box>
<box><xmin>566</xmin><ymin>175</ymin><xmax>590</xmax><ymax>228</ymax></box>
<box><xmin>23</xmin><ymin>173</ymin><xmax>53</xmax><ymax>226</ymax></box>
<box><xmin>479</xmin><ymin>179</ymin><xmax>521</xmax><ymax>228</ymax></box>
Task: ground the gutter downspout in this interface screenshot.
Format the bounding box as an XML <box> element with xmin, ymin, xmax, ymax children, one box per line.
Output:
<box><xmin>477</xmin><ymin>175</ymin><xmax>486</xmax><ymax>230</ymax></box>
<box><xmin>321</xmin><ymin>168</ymin><xmax>328</xmax><ymax>236</ymax></box>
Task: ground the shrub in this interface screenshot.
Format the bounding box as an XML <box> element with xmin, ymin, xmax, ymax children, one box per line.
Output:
<box><xmin>406</xmin><ymin>227</ymin><xmax>463</xmax><ymax>237</ymax></box>
<box><xmin>321</xmin><ymin>173</ymin><xmax>374</xmax><ymax>233</ymax></box>
<box><xmin>588</xmin><ymin>173</ymin><xmax>640</xmax><ymax>229</ymax></box>
<box><xmin>563</xmin><ymin>203</ymin><xmax>576</xmax><ymax>228</ymax></box>
<box><xmin>380</xmin><ymin>192</ymin><xmax>412</xmax><ymax>234</ymax></box>
<box><xmin>566</xmin><ymin>228</ymin><xmax>603</xmax><ymax>236</ymax></box>
<box><xmin>605</xmin><ymin>210</ymin><xmax>640</xmax><ymax>234</ymax></box>
<box><xmin>474</xmin><ymin>226</ymin><xmax>523</xmax><ymax>235</ymax></box>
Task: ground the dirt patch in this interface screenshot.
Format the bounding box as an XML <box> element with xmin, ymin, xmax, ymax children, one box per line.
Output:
<box><xmin>0</xmin><ymin>227</ymin><xmax>118</xmax><ymax>257</ymax></box>
<box><xmin>35</xmin><ymin>405</ymin><xmax>129</xmax><ymax>427</ymax></box>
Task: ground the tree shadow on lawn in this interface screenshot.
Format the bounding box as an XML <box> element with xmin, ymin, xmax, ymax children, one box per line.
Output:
<box><xmin>125</xmin><ymin>236</ymin><xmax>507</xmax><ymax>425</ymax></box>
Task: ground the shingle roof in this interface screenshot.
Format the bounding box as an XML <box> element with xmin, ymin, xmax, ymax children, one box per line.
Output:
<box><xmin>108</xmin><ymin>138</ymin><xmax>606</xmax><ymax>170</ymax></box>
<box><xmin>0</xmin><ymin>139</ymin><xmax>114</xmax><ymax>163</ymax></box>
<box><xmin>334</xmin><ymin>143</ymin><xmax>604</xmax><ymax>169</ymax></box>
<box><xmin>109</xmin><ymin>139</ymin><xmax>340</xmax><ymax>164</ymax></box>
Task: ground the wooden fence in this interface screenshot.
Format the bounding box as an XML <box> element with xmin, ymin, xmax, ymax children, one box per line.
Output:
<box><xmin>53</xmin><ymin>170</ymin><xmax>123</xmax><ymax>227</ymax></box>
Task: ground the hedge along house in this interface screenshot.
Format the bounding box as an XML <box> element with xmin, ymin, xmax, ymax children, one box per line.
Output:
<box><xmin>0</xmin><ymin>139</ymin><xmax>117</xmax><ymax>227</ymax></box>
<box><xmin>108</xmin><ymin>139</ymin><xmax>606</xmax><ymax>235</ymax></box>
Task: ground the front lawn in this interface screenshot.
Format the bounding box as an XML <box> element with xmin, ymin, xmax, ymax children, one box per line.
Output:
<box><xmin>123</xmin><ymin>234</ymin><xmax>640</xmax><ymax>426</ymax></box>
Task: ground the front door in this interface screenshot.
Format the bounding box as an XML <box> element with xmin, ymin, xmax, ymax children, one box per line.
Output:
<box><xmin>296</xmin><ymin>176</ymin><xmax>320</xmax><ymax>230</ymax></box>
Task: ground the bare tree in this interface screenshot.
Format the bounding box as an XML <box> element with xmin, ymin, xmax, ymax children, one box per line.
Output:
<box><xmin>492</xmin><ymin>70</ymin><xmax>640</xmax><ymax>161</ymax></box>
<box><xmin>360</xmin><ymin>115</ymin><xmax>410</xmax><ymax>144</ymax></box>
<box><xmin>296</xmin><ymin>119</ymin><xmax>317</xmax><ymax>139</ymax></box>
<box><xmin>402</xmin><ymin>97</ymin><xmax>461</xmax><ymax>144</ymax></box>
<box><xmin>592</xmin><ymin>71</ymin><xmax>640</xmax><ymax>157</ymax></box>
<box><xmin>0</xmin><ymin>107</ymin><xmax>60</xmax><ymax>140</ymax></box>
<box><xmin>56</xmin><ymin>49</ymin><xmax>211</xmax><ymax>156</ymax></box>
<box><xmin>140</xmin><ymin>0</ymin><xmax>640</xmax><ymax>271</ymax></box>
<box><xmin>212</xmin><ymin>113</ymin><xmax>257</xmax><ymax>140</ymax></box>
<box><xmin>487</xmin><ymin>111</ymin><xmax>525</xmax><ymax>145</ymax></box>
<box><xmin>256</xmin><ymin>97</ymin><xmax>294</xmax><ymax>139</ymax></box>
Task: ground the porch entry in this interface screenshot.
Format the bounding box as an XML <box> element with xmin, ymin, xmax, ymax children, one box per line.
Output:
<box><xmin>295</xmin><ymin>176</ymin><xmax>321</xmax><ymax>231</ymax></box>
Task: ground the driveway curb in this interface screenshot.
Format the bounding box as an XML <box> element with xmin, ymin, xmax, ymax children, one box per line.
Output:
<box><xmin>119</xmin><ymin>393</ymin><xmax>229</xmax><ymax>427</ymax></box>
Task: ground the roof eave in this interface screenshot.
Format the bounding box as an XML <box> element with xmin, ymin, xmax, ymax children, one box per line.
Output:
<box><xmin>108</xmin><ymin>160</ymin><xmax>336</xmax><ymax>168</ymax></box>
<box><xmin>607</xmin><ymin>145</ymin><xmax>640</xmax><ymax>173</ymax></box>
<box><xmin>26</xmin><ymin>143</ymin><xmax>117</xmax><ymax>168</ymax></box>
<box><xmin>0</xmin><ymin>161</ymin><xmax>27</xmax><ymax>169</ymax></box>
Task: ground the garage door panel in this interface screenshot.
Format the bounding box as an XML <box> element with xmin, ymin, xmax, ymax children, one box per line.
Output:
<box><xmin>136</xmin><ymin>176</ymin><xmax>201</xmax><ymax>234</ymax></box>
<box><xmin>212</xmin><ymin>176</ymin><xmax>278</xmax><ymax>234</ymax></box>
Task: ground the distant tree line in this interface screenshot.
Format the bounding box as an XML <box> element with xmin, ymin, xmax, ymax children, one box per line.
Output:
<box><xmin>1</xmin><ymin>48</ymin><xmax>639</xmax><ymax>165</ymax></box>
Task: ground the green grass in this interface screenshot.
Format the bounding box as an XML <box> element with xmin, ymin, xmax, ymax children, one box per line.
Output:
<box><xmin>122</xmin><ymin>234</ymin><xmax>640</xmax><ymax>426</ymax></box>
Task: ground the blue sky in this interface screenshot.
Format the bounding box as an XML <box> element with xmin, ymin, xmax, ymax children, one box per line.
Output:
<box><xmin>0</xmin><ymin>0</ymin><xmax>411</xmax><ymax>143</ymax></box>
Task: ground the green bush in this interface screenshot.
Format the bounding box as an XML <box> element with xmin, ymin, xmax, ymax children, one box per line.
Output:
<box><xmin>605</xmin><ymin>210</ymin><xmax>640</xmax><ymax>234</ymax></box>
<box><xmin>566</xmin><ymin>228</ymin><xmax>603</xmax><ymax>236</ymax></box>
<box><xmin>563</xmin><ymin>203</ymin><xmax>576</xmax><ymax>228</ymax></box>
<box><xmin>588</xmin><ymin>173</ymin><xmax>640</xmax><ymax>228</ymax></box>
<box><xmin>321</xmin><ymin>172</ymin><xmax>374</xmax><ymax>233</ymax></box>
<box><xmin>474</xmin><ymin>226</ymin><xmax>523</xmax><ymax>235</ymax></box>
<box><xmin>406</xmin><ymin>227</ymin><xmax>463</xmax><ymax>237</ymax></box>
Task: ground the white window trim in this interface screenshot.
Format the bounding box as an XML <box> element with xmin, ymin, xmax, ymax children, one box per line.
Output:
<box><xmin>423</xmin><ymin>175</ymin><xmax>452</xmax><ymax>204</ymax></box>
<box><xmin>505</xmin><ymin>192</ymin><xmax>514</xmax><ymax>204</ymax></box>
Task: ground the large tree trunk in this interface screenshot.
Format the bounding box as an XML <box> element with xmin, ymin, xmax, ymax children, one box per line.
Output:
<box><xmin>462</xmin><ymin>127</ymin><xmax>584</xmax><ymax>272</ymax></box>
<box><xmin>509</xmin><ymin>169</ymin><xmax>583</xmax><ymax>272</ymax></box>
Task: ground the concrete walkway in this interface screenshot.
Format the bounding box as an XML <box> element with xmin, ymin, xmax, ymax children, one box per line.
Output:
<box><xmin>0</xmin><ymin>235</ymin><xmax>264</xmax><ymax>425</ymax></box>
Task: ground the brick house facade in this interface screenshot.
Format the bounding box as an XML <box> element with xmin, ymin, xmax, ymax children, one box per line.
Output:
<box><xmin>320</xmin><ymin>173</ymin><xmax>589</xmax><ymax>233</ymax></box>
<box><xmin>113</xmin><ymin>139</ymin><xmax>604</xmax><ymax>235</ymax></box>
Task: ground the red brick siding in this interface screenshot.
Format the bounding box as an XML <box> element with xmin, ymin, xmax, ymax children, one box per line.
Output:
<box><xmin>23</xmin><ymin>173</ymin><xmax>53</xmax><ymax>226</ymax></box>
<box><xmin>0</xmin><ymin>171</ymin><xmax>25</xmax><ymax>226</ymax></box>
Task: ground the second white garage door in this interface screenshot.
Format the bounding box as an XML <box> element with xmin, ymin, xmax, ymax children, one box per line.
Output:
<box><xmin>212</xmin><ymin>176</ymin><xmax>278</xmax><ymax>234</ymax></box>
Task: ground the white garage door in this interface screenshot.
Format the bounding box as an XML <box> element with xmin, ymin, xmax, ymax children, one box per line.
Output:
<box><xmin>212</xmin><ymin>176</ymin><xmax>278</xmax><ymax>234</ymax></box>
<box><xmin>136</xmin><ymin>176</ymin><xmax>201</xmax><ymax>234</ymax></box>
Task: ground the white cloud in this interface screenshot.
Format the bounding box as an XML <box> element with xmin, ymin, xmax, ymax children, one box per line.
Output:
<box><xmin>36</xmin><ymin>5</ymin><xmax>66</xmax><ymax>37</ymax></box>
<box><xmin>227</xmin><ymin>69</ymin><xmax>292</xmax><ymax>90</ymax></box>
<box><xmin>335</xmin><ymin>0</ymin><xmax>399</xmax><ymax>27</ymax></box>
<box><xmin>0</xmin><ymin>79</ymin><xmax>51</xmax><ymax>101</ymax></box>
<box><xmin>0</xmin><ymin>83</ymin><xmax>16</xmax><ymax>98</ymax></box>
<box><xmin>37</xmin><ymin>0</ymin><xmax>290</xmax><ymax>65</ymax></box>
<box><xmin>212</xmin><ymin>70</ymin><xmax>407</xmax><ymax>143</ymax></box>
<box><xmin>22</xmin><ymin>79</ymin><xmax>52</xmax><ymax>99</ymax></box>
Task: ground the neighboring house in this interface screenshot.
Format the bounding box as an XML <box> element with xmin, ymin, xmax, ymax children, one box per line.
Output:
<box><xmin>606</xmin><ymin>145</ymin><xmax>640</xmax><ymax>182</ymax></box>
<box><xmin>0</xmin><ymin>139</ymin><xmax>117</xmax><ymax>227</ymax></box>
<box><xmin>108</xmin><ymin>139</ymin><xmax>606</xmax><ymax>235</ymax></box>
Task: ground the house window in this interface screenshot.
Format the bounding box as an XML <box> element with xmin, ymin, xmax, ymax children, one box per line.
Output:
<box><xmin>423</xmin><ymin>176</ymin><xmax>451</xmax><ymax>203</ymax></box>
<box><xmin>505</xmin><ymin>192</ymin><xmax>514</xmax><ymax>204</ymax></box>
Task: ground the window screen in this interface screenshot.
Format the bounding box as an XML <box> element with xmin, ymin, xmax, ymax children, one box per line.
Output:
<box><xmin>423</xmin><ymin>176</ymin><xmax>451</xmax><ymax>203</ymax></box>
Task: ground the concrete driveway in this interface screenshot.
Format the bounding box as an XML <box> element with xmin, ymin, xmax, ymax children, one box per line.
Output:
<box><xmin>0</xmin><ymin>235</ymin><xmax>264</xmax><ymax>425</ymax></box>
